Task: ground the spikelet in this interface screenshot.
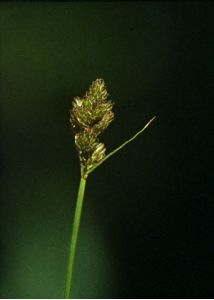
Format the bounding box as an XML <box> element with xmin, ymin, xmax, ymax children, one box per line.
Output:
<box><xmin>70</xmin><ymin>79</ymin><xmax>114</xmax><ymax>175</ymax></box>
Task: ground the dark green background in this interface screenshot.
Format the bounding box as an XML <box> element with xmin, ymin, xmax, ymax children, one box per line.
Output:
<box><xmin>1</xmin><ymin>1</ymin><xmax>213</xmax><ymax>298</ymax></box>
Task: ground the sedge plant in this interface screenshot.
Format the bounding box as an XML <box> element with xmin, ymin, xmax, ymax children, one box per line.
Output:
<box><xmin>64</xmin><ymin>79</ymin><xmax>156</xmax><ymax>298</ymax></box>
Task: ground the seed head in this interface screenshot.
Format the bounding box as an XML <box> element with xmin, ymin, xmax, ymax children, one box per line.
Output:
<box><xmin>70</xmin><ymin>79</ymin><xmax>114</xmax><ymax>175</ymax></box>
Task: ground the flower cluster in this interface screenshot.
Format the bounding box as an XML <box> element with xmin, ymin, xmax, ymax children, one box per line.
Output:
<box><xmin>70</xmin><ymin>79</ymin><xmax>114</xmax><ymax>175</ymax></box>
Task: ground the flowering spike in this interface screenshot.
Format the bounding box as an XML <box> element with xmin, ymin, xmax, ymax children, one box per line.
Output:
<box><xmin>70</xmin><ymin>79</ymin><xmax>114</xmax><ymax>176</ymax></box>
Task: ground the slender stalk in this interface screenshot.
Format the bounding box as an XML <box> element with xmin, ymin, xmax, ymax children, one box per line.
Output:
<box><xmin>64</xmin><ymin>173</ymin><xmax>87</xmax><ymax>299</ymax></box>
<box><xmin>88</xmin><ymin>116</ymin><xmax>156</xmax><ymax>174</ymax></box>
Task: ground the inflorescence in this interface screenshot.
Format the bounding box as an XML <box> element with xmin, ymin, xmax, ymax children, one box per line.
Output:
<box><xmin>69</xmin><ymin>79</ymin><xmax>114</xmax><ymax>177</ymax></box>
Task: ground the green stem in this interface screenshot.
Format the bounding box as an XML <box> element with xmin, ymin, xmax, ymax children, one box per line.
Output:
<box><xmin>64</xmin><ymin>173</ymin><xmax>87</xmax><ymax>299</ymax></box>
<box><xmin>64</xmin><ymin>116</ymin><xmax>156</xmax><ymax>297</ymax></box>
<box><xmin>88</xmin><ymin>115</ymin><xmax>156</xmax><ymax>174</ymax></box>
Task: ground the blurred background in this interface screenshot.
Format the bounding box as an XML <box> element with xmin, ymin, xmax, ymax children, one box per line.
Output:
<box><xmin>0</xmin><ymin>1</ymin><xmax>213</xmax><ymax>298</ymax></box>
